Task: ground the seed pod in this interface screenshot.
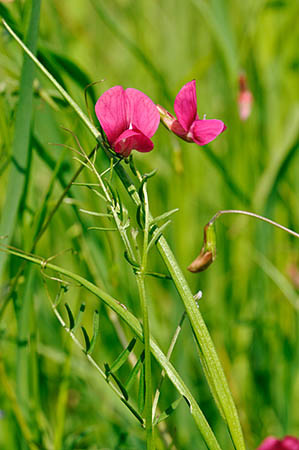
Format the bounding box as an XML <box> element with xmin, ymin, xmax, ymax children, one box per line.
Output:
<box><xmin>187</xmin><ymin>223</ymin><xmax>216</xmax><ymax>273</ymax></box>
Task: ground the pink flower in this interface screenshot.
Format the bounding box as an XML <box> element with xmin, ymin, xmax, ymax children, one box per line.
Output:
<box><xmin>257</xmin><ymin>436</ymin><xmax>299</xmax><ymax>450</ymax></box>
<box><xmin>238</xmin><ymin>73</ymin><xmax>253</xmax><ymax>121</ymax></box>
<box><xmin>157</xmin><ymin>80</ymin><xmax>226</xmax><ymax>146</ymax></box>
<box><xmin>95</xmin><ymin>86</ymin><xmax>160</xmax><ymax>157</ymax></box>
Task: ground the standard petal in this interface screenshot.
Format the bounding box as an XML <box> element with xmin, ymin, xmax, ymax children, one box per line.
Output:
<box><xmin>190</xmin><ymin>119</ymin><xmax>226</xmax><ymax>146</ymax></box>
<box><xmin>125</xmin><ymin>88</ymin><xmax>160</xmax><ymax>138</ymax></box>
<box><xmin>113</xmin><ymin>129</ymin><xmax>154</xmax><ymax>157</ymax></box>
<box><xmin>95</xmin><ymin>86</ymin><xmax>128</xmax><ymax>144</ymax></box>
<box><xmin>257</xmin><ymin>437</ymin><xmax>281</xmax><ymax>450</ymax></box>
<box><xmin>174</xmin><ymin>80</ymin><xmax>198</xmax><ymax>132</ymax></box>
<box><xmin>282</xmin><ymin>436</ymin><xmax>299</xmax><ymax>450</ymax></box>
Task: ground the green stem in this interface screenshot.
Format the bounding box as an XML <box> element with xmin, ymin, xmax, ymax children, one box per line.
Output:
<box><xmin>2</xmin><ymin>246</ymin><xmax>221</xmax><ymax>450</ymax></box>
<box><xmin>138</xmin><ymin>183</ymin><xmax>154</xmax><ymax>449</ymax></box>
<box><xmin>209</xmin><ymin>209</ymin><xmax>299</xmax><ymax>239</ymax></box>
<box><xmin>136</xmin><ymin>275</ymin><xmax>154</xmax><ymax>448</ymax></box>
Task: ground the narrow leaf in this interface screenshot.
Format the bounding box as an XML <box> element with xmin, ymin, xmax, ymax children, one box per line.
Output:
<box><xmin>54</xmin><ymin>285</ymin><xmax>68</xmax><ymax>307</ymax></box>
<box><xmin>109</xmin><ymin>372</ymin><xmax>129</xmax><ymax>401</ymax></box>
<box><xmin>73</xmin><ymin>303</ymin><xmax>86</xmax><ymax>333</ymax></box>
<box><xmin>110</xmin><ymin>338</ymin><xmax>137</xmax><ymax>373</ymax></box>
<box><xmin>148</xmin><ymin>221</ymin><xmax>171</xmax><ymax>251</ymax></box>
<box><xmin>125</xmin><ymin>351</ymin><xmax>144</xmax><ymax>392</ymax></box>
<box><xmin>150</xmin><ymin>209</ymin><xmax>179</xmax><ymax>227</ymax></box>
<box><xmin>88</xmin><ymin>227</ymin><xmax>118</xmax><ymax>232</ymax></box>
<box><xmin>64</xmin><ymin>303</ymin><xmax>75</xmax><ymax>330</ymax></box>
<box><xmin>79</xmin><ymin>209</ymin><xmax>113</xmax><ymax>218</ymax></box>
<box><xmin>143</xmin><ymin>169</ymin><xmax>158</xmax><ymax>180</ymax></box>
<box><xmin>115</xmin><ymin>190</ymin><xmax>123</xmax><ymax>221</ymax></box>
<box><xmin>0</xmin><ymin>1</ymin><xmax>41</xmax><ymax>279</ymax></box>
<box><xmin>154</xmin><ymin>397</ymin><xmax>182</xmax><ymax>425</ymax></box>
<box><xmin>145</xmin><ymin>272</ymin><xmax>171</xmax><ymax>280</ymax></box>
<box><xmin>105</xmin><ymin>179</ymin><xmax>118</xmax><ymax>207</ymax></box>
<box><xmin>136</xmin><ymin>204</ymin><xmax>145</xmax><ymax>229</ymax></box>
<box><xmin>81</xmin><ymin>326</ymin><xmax>90</xmax><ymax>353</ymax></box>
<box><xmin>123</xmin><ymin>251</ymin><xmax>139</xmax><ymax>268</ymax></box>
<box><xmin>120</xmin><ymin>398</ymin><xmax>144</xmax><ymax>425</ymax></box>
<box><xmin>88</xmin><ymin>310</ymin><xmax>100</xmax><ymax>354</ymax></box>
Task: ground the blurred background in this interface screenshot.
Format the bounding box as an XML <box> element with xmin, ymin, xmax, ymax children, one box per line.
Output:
<box><xmin>0</xmin><ymin>0</ymin><xmax>298</xmax><ymax>448</ymax></box>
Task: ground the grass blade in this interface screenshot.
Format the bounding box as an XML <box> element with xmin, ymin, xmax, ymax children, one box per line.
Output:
<box><xmin>0</xmin><ymin>1</ymin><xmax>41</xmax><ymax>280</ymax></box>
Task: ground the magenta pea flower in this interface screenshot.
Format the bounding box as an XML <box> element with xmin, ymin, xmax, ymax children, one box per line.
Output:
<box><xmin>157</xmin><ymin>80</ymin><xmax>226</xmax><ymax>146</ymax></box>
<box><xmin>257</xmin><ymin>436</ymin><xmax>299</xmax><ymax>450</ymax></box>
<box><xmin>95</xmin><ymin>86</ymin><xmax>160</xmax><ymax>157</ymax></box>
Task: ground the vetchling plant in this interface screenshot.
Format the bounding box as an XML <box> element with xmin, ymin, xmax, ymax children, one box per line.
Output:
<box><xmin>1</xmin><ymin>16</ymin><xmax>298</xmax><ymax>450</ymax></box>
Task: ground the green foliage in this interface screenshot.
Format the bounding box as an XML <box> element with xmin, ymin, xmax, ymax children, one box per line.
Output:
<box><xmin>0</xmin><ymin>0</ymin><xmax>298</xmax><ymax>449</ymax></box>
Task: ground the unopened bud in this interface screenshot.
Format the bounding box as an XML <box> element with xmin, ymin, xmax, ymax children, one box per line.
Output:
<box><xmin>238</xmin><ymin>73</ymin><xmax>253</xmax><ymax>121</ymax></box>
<box><xmin>187</xmin><ymin>223</ymin><xmax>216</xmax><ymax>273</ymax></box>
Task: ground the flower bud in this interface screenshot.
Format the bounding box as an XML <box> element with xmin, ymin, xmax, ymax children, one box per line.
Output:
<box><xmin>238</xmin><ymin>74</ymin><xmax>253</xmax><ymax>121</ymax></box>
<box><xmin>188</xmin><ymin>223</ymin><xmax>216</xmax><ymax>273</ymax></box>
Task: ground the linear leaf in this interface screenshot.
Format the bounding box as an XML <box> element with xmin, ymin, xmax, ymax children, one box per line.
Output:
<box><xmin>88</xmin><ymin>310</ymin><xmax>100</xmax><ymax>355</ymax></box>
<box><xmin>125</xmin><ymin>351</ymin><xmax>144</xmax><ymax>392</ymax></box>
<box><xmin>145</xmin><ymin>271</ymin><xmax>171</xmax><ymax>280</ymax></box>
<box><xmin>73</xmin><ymin>303</ymin><xmax>86</xmax><ymax>333</ymax></box>
<box><xmin>123</xmin><ymin>250</ymin><xmax>139</xmax><ymax>268</ymax></box>
<box><xmin>0</xmin><ymin>0</ymin><xmax>41</xmax><ymax>280</ymax></box>
<box><xmin>154</xmin><ymin>397</ymin><xmax>182</xmax><ymax>425</ymax></box>
<box><xmin>81</xmin><ymin>326</ymin><xmax>90</xmax><ymax>353</ymax></box>
<box><xmin>148</xmin><ymin>221</ymin><xmax>171</xmax><ymax>251</ymax></box>
<box><xmin>150</xmin><ymin>209</ymin><xmax>179</xmax><ymax>227</ymax></box>
<box><xmin>110</xmin><ymin>338</ymin><xmax>137</xmax><ymax>373</ymax></box>
<box><xmin>64</xmin><ymin>303</ymin><xmax>75</xmax><ymax>330</ymax></box>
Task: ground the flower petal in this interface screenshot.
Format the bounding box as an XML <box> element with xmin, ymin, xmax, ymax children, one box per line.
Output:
<box><xmin>95</xmin><ymin>86</ymin><xmax>128</xmax><ymax>144</ymax></box>
<box><xmin>125</xmin><ymin>88</ymin><xmax>160</xmax><ymax>138</ymax></box>
<box><xmin>257</xmin><ymin>437</ymin><xmax>281</xmax><ymax>450</ymax></box>
<box><xmin>171</xmin><ymin>120</ymin><xmax>189</xmax><ymax>140</ymax></box>
<box><xmin>282</xmin><ymin>436</ymin><xmax>299</xmax><ymax>450</ymax></box>
<box><xmin>113</xmin><ymin>129</ymin><xmax>154</xmax><ymax>157</ymax></box>
<box><xmin>190</xmin><ymin>119</ymin><xmax>226</xmax><ymax>146</ymax></box>
<box><xmin>174</xmin><ymin>80</ymin><xmax>198</xmax><ymax>132</ymax></box>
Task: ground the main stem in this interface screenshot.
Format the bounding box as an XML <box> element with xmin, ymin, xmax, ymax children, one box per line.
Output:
<box><xmin>137</xmin><ymin>184</ymin><xmax>154</xmax><ymax>449</ymax></box>
<box><xmin>136</xmin><ymin>275</ymin><xmax>153</xmax><ymax>448</ymax></box>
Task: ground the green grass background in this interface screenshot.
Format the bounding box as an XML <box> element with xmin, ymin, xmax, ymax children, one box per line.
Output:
<box><xmin>0</xmin><ymin>0</ymin><xmax>298</xmax><ymax>448</ymax></box>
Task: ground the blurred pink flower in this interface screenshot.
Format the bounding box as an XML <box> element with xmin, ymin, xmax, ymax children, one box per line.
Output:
<box><xmin>238</xmin><ymin>73</ymin><xmax>253</xmax><ymax>121</ymax></box>
<box><xmin>258</xmin><ymin>436</ymin><xmax>299</xmax><ymax>450</ymax></box>
<box><xmin>157</xmin><ymin>80</ymin><xmax>226</xmax><ymax>146</ymax></box>
<box><xmin>95</xmin><ymin>86</ymin><xmax>160</xmax><ymax>157</ymax></box>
